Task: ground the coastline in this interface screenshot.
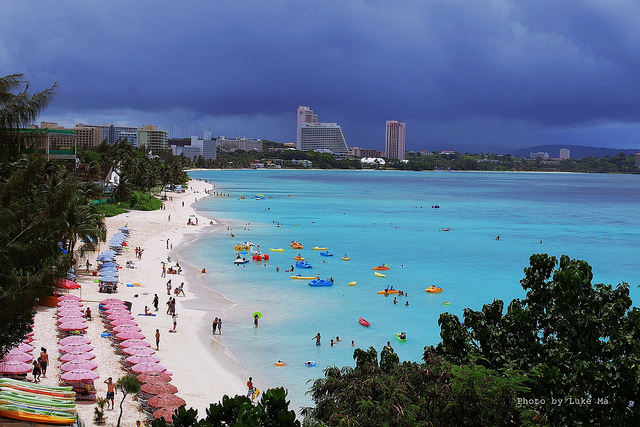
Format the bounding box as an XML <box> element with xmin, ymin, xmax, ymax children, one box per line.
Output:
<box><xmin>30</xmin><ymin>179</ymin><xmax>247</xmax><ymax>426</ymax></box>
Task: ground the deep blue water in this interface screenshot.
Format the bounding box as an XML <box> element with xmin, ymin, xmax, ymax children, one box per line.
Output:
<box><xmin>185</xmin><ymin>169</ymin><xmax>640</xmax><ymax>411</ymax></box>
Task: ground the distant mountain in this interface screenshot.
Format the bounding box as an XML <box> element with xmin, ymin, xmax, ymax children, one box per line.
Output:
<box><xmin>512</xmin><ymin>145</ymin><xmax>640</xmax><ymax>159</ymax></box>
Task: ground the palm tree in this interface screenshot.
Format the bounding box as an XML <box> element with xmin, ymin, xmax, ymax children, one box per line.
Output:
<box><xmin>61</xmin><ymin>196</ymin><xmax>107</xmax><ymax>259</ymax></box>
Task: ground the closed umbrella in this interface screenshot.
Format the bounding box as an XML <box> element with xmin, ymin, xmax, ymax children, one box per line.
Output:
<box><xmin>136</xmin><ymin>372</ymin><xmax>171</xmax><ymax>383</ymax></box>
<box><xmin>153</xmin><ymin>407</ymin><xmax>178</xmax><ymax>423</ymax></box>
<box><xmin>60</xmin><ymin>369</ymin><xmax>99</xmax><ymax>382</ymax></box>
<box><xmin>60</xmin><ymin>343</ymin><xmax>94</xmax><ymax>353</ymax></box>
<box><xmin>0</xmin><ymin>361</ymin><xmax>32</xmax><ymax>374</ymax></box>
<box><xmin>2</xmin><ymin>351</ymin><xmax>33</xmax><ymax>363</ymax></box>
<box><xmin>60</xmin><ymin>360</ymin><xmax>98</xmax><ymax>371</ymax></box>
<box><xmin>59</xmin><ymin>336</ymin><xmax>91</xmax><ymax>346</ymax></box>
<box><xmin>113</xmin><ymin>325</ymin><xmax>141</xmax><ymax>333</ymax></box>
<box><xmin>120</xmin><ymin>339</ymin><xmax>151</xmax><ymax>349</ymax></box>
<box><xmin>125</xmin><ymin>354</ymin><xmax>160</xmax><ymax>364</ymax></box>
<box><xmin>131</xmin><ymin>362</ymin><xmax>166</xmax><ymax>374</ymax></box>
<box><xmin>60</xmin><ymin>351</ymin><xmax>96</xmax><ymax>362</ymax></box>
<box><xmin>58</xmin><ymin>295</ymin><xmax>82</xmax><ymax>302</ymax></box>
<box><xmin>116</xmin><ymin>331</ymin><xmax>145</xmax><ymax>340</ymax></box>
<box><xmin>141</xmin><ymin>381</ymin><xmax>178</xmax><ymax>395</ymax></box>
<box><xmin>147</xmin><ymin>393</ymin><xmax>185</xmax><ymax>409</ymax></box>
<box><xmin>123</xmin><ymin>346</ymin><xmax>156</xmax><ymax>356</ymax></box>
<box><xmin>107</xmin><ymin>313</ymin><xmax>134</xmax><ymax>321</ymax></box>
<box><xmin>59</xmin><ymin>321</ymin><xmax>88</xmax><ymax>331</ymax></box>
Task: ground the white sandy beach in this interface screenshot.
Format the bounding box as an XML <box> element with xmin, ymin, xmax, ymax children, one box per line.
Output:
<box><xmin>30</xmin><ymin>178</ymin><xmax>247</xmax><ymax>426</ymax></box>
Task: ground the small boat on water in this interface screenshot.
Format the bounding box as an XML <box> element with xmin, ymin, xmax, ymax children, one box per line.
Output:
<box><xmin>394</xmin><ymin>332</ymin><xmax>407</xmax><ymax>342</ymax></box>
<box><xmin>348</xmin><ymin>281</ymin><xmax>357</xmax><ymax>286</ymax></box>
<box><xmin>293</xmin><ymin>255</ymin><xmax>305</xmax><ymax>260</ymax></box>
<box><xmin>320</xmin><ymin>250</ymin><xmax>334</xmax><ymax>257</ymax></box>
<box><xmin>359</xmin><ymin>317</ymin><xmax>370</xmax><ymax>327</ymax></box>
<box><xmin>308</xmin><ymin>279</ymin><xmax>333</xmax><ymax>287</ymax></box>
<box><xmin>374</xmin><ymin>272</ymin><xmax>386</xmax><ymax>278</ymax></box>
<box><xmin>295</xmin><ymin>261</ymin><xmax>313</xmax><ymax>269</ymax></box>
<box><xmin>291</xmin><ymin>241</ymin><xmax>303</xmax><ymax>249</ymax></box>
<box><xmin>234</xmin><ymin>258</ymin><xmax>249</xmax><ymax>265</ymax></box>
<box><xmin>342</xmin><ymin>254</ymin><xmax>350</xmax><ymax>261</ymax></box>
<box><xmin>252</xmin><ymin>253</ymin><xmax>269</xmax><ymax>261</ymax></box>
<box><xmin>425</xmin><ymin>286</ymin><xmax>443</xmax><ymax>293</ymax></box>
<box><xmin>372</xmin><ymin>264</ymin><xmax>390</xmax><ymax>270</ymax></box>
<box><xmin>291</xmin><ymin>275</ymin><xmax>317</xmax><ymax>280</ymax></box>
<box><xmin>269</xmin><ymin>248</ymin><xmax>285</xmax><ymax>252</ymax></box>
<box><xmin>313</xmin><ymin>247</ymin><xmax>328</xmax><ymax>251</ymax></box>
<box><xmin>377</xmin><ymin>286</ymin><xmax>399</xmax><ymax>294</ymax></box>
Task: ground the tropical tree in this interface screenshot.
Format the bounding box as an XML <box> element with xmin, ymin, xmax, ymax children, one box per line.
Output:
<box><xmin>430</xmin><ymin>254</ymin><xmax>640</xmax><ymax>425</ymax></box>
<box><xmin>61</xmin><ymin>196</ymin><xmax>107</xmax><ymax>259</ymax></box>
<box><xmin>115</xmin><ymin>375</ymin><xmax>140</xmax><ymax>427</ymax></box>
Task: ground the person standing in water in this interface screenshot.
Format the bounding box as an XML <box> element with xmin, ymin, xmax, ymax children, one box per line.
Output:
<box><xmin>312</xmin><ymin>332</ymin><xmax>321</xmax><ymax>346</ymax></box>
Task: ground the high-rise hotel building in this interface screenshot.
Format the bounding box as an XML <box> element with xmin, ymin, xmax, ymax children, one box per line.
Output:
<box><xmin>385</xmin><ymin>121</ymin><xmax>406</xmax><ymax>160</ymax></box>
<box><xmin>296</xmin><ymin>106</ymin><xmax>349</xmax><ymax>155</ymax></box>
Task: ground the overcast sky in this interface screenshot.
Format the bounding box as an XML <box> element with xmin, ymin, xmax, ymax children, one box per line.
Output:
<box><xmin>2</xmin><ymin>1</ymin><xmax>640</xmax><ymax>152</ymax></box>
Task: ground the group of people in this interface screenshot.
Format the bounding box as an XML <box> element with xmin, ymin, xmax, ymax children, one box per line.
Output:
<box><xmin>134</xmin><ymin>247</ymin><xmax>144</xmax><ymax>260</ymax></box>
<box><xmin>30</xmin><ymin>348</ymin><xmax>49</xmax><ymax>383</ymax></box>
<box><xmin>212</xmin><ymin>317</ymin><xmax>223</xmax><ymax>335</ymax></box>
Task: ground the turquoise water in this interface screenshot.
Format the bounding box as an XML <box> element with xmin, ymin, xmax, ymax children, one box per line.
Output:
<box><xmin>185</xmin><ymin>170</ymin><xmax>640</xmax><ymax>412</ymax></box>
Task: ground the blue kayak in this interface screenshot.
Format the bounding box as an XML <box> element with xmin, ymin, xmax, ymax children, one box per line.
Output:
<box><xmin>308</xmin><ymin>279</ymin><xmax>333</xmax><ymax>287</ymax></box>
<box><xmin>320</xmin><ymin>251</ymin><xmax>334</xmax><ymax>257</ymax></box>
<box><xmin>296</xmin><ymin>261</ymin><xmax>313</xmax><ymax>269</ymax></box>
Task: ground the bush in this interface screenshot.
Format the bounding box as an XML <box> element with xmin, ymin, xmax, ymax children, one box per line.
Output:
<box><xmin>94</xmin><ymin>204</ymin><xmax>127</xmax><ymax>217</ymax></box>
<box><xmin>128</xmin><ymin>191</ymin><xmax>162</xmax><ymax>211</ymax></box>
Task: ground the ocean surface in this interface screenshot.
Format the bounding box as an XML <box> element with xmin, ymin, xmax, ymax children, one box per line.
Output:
<box><xmin>184</xmin><ymin>169</ymin><xmax>640</xmax><ymax>412</ymax></box>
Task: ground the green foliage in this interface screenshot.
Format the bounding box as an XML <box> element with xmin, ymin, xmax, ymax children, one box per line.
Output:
<box><xmin>150</xmin><ymin>387</ymin><xmax>300</xmax><ymax>427</ymax></box>
<box><xmin>94</xmin><ymin>203</ymin><xmax>127</xmax><ymax>217</ymax></box>
<box><xmin>128</xmin><ymin>190</ymin><xmax>162</xmax><ymax>210</ymax></box>
<box><xmin>430</xmin><ymin>254</ymin><xmax>640</xmax><ymax>425</ymax></box>
<box><xmin>115</xmin><ymin>375</ymin><xmax>140</xmax><ymax>427</ymax></box>
<box><xmin>94</xmin><ymin>397</ymin><xmax>108</xmax><ymax>424</ymax></box>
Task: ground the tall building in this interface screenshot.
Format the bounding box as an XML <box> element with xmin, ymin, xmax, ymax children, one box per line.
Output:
<box><xmin>38</xmin><ymin>122</ymin><xmax>101</xmax><ymax>149</ymax></box>
<box><xmin>298</xmin><ymin>123</ymin><xmax>349</xmax><ymax>155</ymax></box>
<box><xmin>385</xmin><ymin>121</ymin><xmax>406</xmax><ymax>160</ymax></box>
<box><xmin>138</xmin><ymin>125</ymin><xmax>168</xmax><ymax>154</ymax></box>
<box><xmin>559</xmin><ymin>148</ymin><xmax>570</xmax><ymax>160</ymax></box>
<box><xmin>296</xmin><ymin>106</ymin><xmax>318</xmax><ymax>148</ymax></box>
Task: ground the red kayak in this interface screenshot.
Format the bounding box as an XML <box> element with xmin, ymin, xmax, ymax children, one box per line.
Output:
<box><xmin>359</xmin><ymin>317</ymin><xmax>370</xmax><ymax>327</ymax></box>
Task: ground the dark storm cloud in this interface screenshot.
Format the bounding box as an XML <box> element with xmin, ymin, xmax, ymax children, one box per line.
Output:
<box><xmin>2</xmin><ymin>0</ymin><xmax>640</xmax><ymax>149</ymax></box>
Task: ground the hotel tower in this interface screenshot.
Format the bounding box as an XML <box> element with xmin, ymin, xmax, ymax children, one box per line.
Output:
<box><xmin>385</xmin><ymin>121</ymin><xmax>406</xmax><ymax>160</ymax></box>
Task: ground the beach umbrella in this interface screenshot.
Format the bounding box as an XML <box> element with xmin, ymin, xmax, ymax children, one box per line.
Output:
<box><xmin>126</xmin><ymin>354</ymin><xmax>160</xmax><ymax>365</ymax></box>
<box><xmin>131</xmin><ymin>362</ymin><xmax>166</xmax><ymax>374</ymax></box>
<box><xmin>113</xmin><ymin>324</ymin><xmax>141</xmax><ymax>333</ymax></box>
<box><xmin>57</xmin><ymin>315</ymin><xmax>85</xmax><ymax>324</ymax></box>
<box><xmin>119</xmin><ymin>226</ymin><xmax>130</xmax><ymax>233</ymax></box>
<box><xmin>14</xmin><ymin>343</ymin><xmax>34</xmax><ymax>353</ymax></box>
<box><xmin>153</xmin><ymin>407</ymin><xmax>178</xmax><ymax>423</ymax></box>
<box><xmin>123</xmin><ymin>346</ymin><xmax>156</xmax><ymax>356</ymax></box>
<box><xmin>26</xmin><ymin>331</ymin><xmax>34</xmax><ymax>337</ymax></box>
<box><xmin>58</xmin><ymin>295</ymin><xmax>82</xmax><ymax>302</ymax></box>
<box><xmin>100</xmin><ymin>261</ymin><xmax>119</xmax><ymax>268</ymax></box>
<box><xmin>60</xmin><ymin>351</ymin><xmax>96</xmax><ymax>362</ymax></box>
<box><xmin>98</xmin><ymin>268</ymin><xmax>119</xmax><ymax>274</ymax></box>
<box><xmin>107</xmin><ymin>313</ymin><xmax>134</xmax><ymax>321</ymax></box>
<box><xmin>57</xmin><ymin>300</ymin><xmax>82</xmax><ymax>308</ymax></box>
<box><xmin>59</xmin><ymin>336</ymin><xmax>91</xmax><ymax>346</ymax></box>
<box><xmin>120</xmin><ymin>339</ymin><xmax>151</xmax><ymax>349</ymax></box>
<box><xmin>57</xmin><ymin>309</ymin><xmax>84</xmax><ymax>317</ymax></box>
<box><xmin>60</xmin><ymin>360</ymin><xmax>98</xmax><ymax>371</ymax></box>
<box><xmin>60</xmin><ymin>369</ymin><xmax>99</xmax><ymax>382</ymax></box>
<box><xmin>110</xmin><ymin>319</ymin><xmax>138</xmax><ymax>327</ymax></box>
<box><xmin>101</xmin><ymin>298</ymin><xmax>124</xmax><ymax>305</ymax></box>
<box><xmin>60</xmin><ymin>343</ymin><xmax>94</xmax><ymax>353</ymax></box>
<box><xmin>102</xmin><ymin>301</ymin><xmax>126</xmax><ymax>307</ymax></box>
<box><xmin>59</xmin><ymin>321</ymin><xmax>88</xmax><ymax>331</ymax></box>
<box><xmin>147</xmin><ymin>393</ymin><xmax>185</xmax><ymax>409</ymax></box>
<box><xmin>116</xmin><ymin>331</ymin><xmax>145</xmax><ymax>340</ymax></box>
<box><xmin>2</xmin><ymin>351</ymin><xmax>33</xmax><ymax>363</ymax></box>
<box><xmin>105</xmin><ymin>307</ymin><xmax>130</xmax><ymax>315</ymax></box>
<box><xmin>23</xmin><ymin>337</ymin><xmax>33</xmax><ymax>344</ymax></box>
<box><xmin>136</xmin><ymin>372</ymin><xmax>171</xmax><ymax>383</ymax></box>
<box><xmin>0</xmin><ymin>361</ymin><xmax>32</xmax><ymax>374</ymax></box>
<box><xmin>141</xmin><ymin>381</ymin><xmax>178</xmax><ymax>395</ymax></box>
<box><xmin>99</xmin><ymin>277</ymin><xmax>119</xmax><ymax>283</ymax></box>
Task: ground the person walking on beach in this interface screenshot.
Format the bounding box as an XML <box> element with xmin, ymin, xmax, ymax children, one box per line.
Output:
<box><xmin>32</xmin><ymin>360</ymin><xmax>41</xmax><ymax>382</ymax></box>
<box><xmin>104</xmin><ymin>377</ymin><xmax>116</xmax><ymax>410</ymax></box>
<box><xmin>246</xmin><ymin>377</ymin><xmax>254</xmax><ymax>398</ymax></box>
<box><xmin>39</xmin><ymin>348</ymin><xmax>48</xmax><ymax>377</ymax></box>
<box><xmin>172</xmin><ymin>313</ymin><xmax>178</xmax><ymax>331</ymax></box>
<box><xmin>161</xmin><ymin>264</ymin><xmax>166</xmax><ymax>278</ymax></box>
<box><xmin>86</xmin><ymin>259</ymin><xmax>90</xmax><ymax>273</ymax></box>
<box><xmin>166</xmin><ymin>239</ymin><xmax>169</xmax><ymax>249</ymax></box>
<box><xmin>212</xmin><ymin>317</ymin><xmax>218</xmax><ymax>335</ymax></box>
<box><xmin>155</xmin><ymin>329</ymin><xmax>160</xmax><ymax>350</ymax></box>
<box><xmin>153</xmin><ymin>294</ymin><xmax>159</xmax><ymax>311</ymax></box>
<box><xmin>217</xmin><ymin>318</ymin><xmax>222</xmax><ymax>334</ymax></box>
<box><xmin>166</xmin><ymin>279</ymin><xmax>172</xmax><ymax>295</ymax></box>
<box><xmin>312</xmin><ymin>332</ymin><xmax>321</xmax><ymax>346</ymax></box>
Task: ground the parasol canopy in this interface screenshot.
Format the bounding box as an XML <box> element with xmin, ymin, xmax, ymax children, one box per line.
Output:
<box><xmin>60</xmin><ymin>369</ymin><xmax>99</xmax><ymax>382</ymax></box>
<box><xmin>58</xmin><ymin>295</ymin><xmax>82</xmax><ymax>302</ymax></box>
<box><xmin>105</xmin><ymin>307</ymin><xmax>130</xmax><ymax>315</ymax></box>
<box><xmin>59</xmin><ymin>336</ymin><xmax>91</xmax><ymax>346</ymax></box>
<box><xmin>55</xmin><ymin>278</ymin><xmax>81</xmax><ymax>289</ymax></box>
<box><xmin>14</xmin><ymin>343</ymin><xmax>34</xmax><ymax>353</ymax></box>
<box><xmin>131</xmin><ymin>362</ymin><xmax>166</xmax><ymax>374</ymax></box>
<box><xmin>123</xmin><ymin>346</ymin><xmax>156</xmax><ymax>356</ymax></box>
<box><xmin>99</xmin><ymin>277</ymin><xmax>118</xmax><ymax>283</ymax></box>
<box><xmin>136</xmin><ymin>372</ymin><xmax>172</xmax><ymax>383</ymax></box>
<box><xmin>57</xmin><ymin>315</ymin><xmax>85</xmax><ymax>324</ymax></box>
<box><xmin>153</xmin><ymin>407</ymin><xmax>179</xmax><ymax>423</ymax></box>
<box><xmin>60</xmin><ymin>360</ymin><xmax>98</xmax><ymax>371</ymax></box>
<box><xmin>147</xmin><ymin>393</ymin><xmax>186</xmax><ymax>409</ymax></box>
<box><xmin>0</xmin><ymin>360</ymin><xmax>33</xmax><ymax>374</ymax></box>
<box><xmin>110</xmin><ymin>319</ymin><xmax>138</xmax><ymax>327</ymax></box>
<box><xmin>125</xmin><ymin>354</ymin><xmax>160</xmax><ymax>365</ymax></box>
<box><xmin>119</xmin><ymin>339</ymin><xmax>150</xmax><ymax>348</ymax></box>
<box><xmin>60</xmin><ymin>351</ymin><xmax>96</xmax><ymax>362</ymax></box>
<box><xmin>101</xmin><ymin>298</ymin><xmax>124</xmax><ymax>305</ymax></box>
<box><xmin>141</xmin><ymin>381</ymin><xmax>178</xmax><ymax>395</ymax></box>
<box><xmin>60</xmin><ymin>343</ymin><xmax>94</xmax><ymax>353</ymax></box>
<box><xmin>57</xmin><ymin>309</ymin><xmax>84</xmax><ymax>317</ymax></box>
<box><xmin>113</xmin><ymin>324</ymin><xmax>141</xmax><ymax>333</ymax></box>
<box><xmin>99</xmin><ymin>262</ymin><xmax>119</xmax><ymax>268</ymax></box>
<box><xmin>116</xmin><ymin>331</ymin><xmax>145</xmax><ymax>340</ymax></box>
<box><xmin>107</xmin><ymin>313</ymin><xmax>134</xmax><ymax>321</ymax></box>
<box><xmin>59</xmin><ymin>321</ymin><xmax>88</xmax><ymax>331</ymax></box>
<box><xmin>1</xmin><ymin>351</ymin><xmax>33</xmax><ymax>363</ymax></box>
<box><xmin>57</xmin><ymin>300</ymin><xmax>82</xmax><ymax>308</ymax></box>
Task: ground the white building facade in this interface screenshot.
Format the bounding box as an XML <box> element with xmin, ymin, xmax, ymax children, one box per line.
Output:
<box><xmin>385</xmin><ymin>121</ymin><xmax>406</xmax><ymax>160</ymax></box>
<box><xmin>296</xmin><ymin>106</ymin><xmax>318</xmax><ymax>147</ymax></box>
<box><xmin>298</xmin><ymin>123</ymin><xmax>350</xmax><ymax>155</ymax></box>
<box><xmin>559</xmin><ymin>148</ymin><xmax>570</xmax><ymax>160</ymax></box>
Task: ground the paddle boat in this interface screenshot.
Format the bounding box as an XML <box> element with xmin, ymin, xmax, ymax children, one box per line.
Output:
<box><xmin>313</xmin><ymin>246</ymin><xmax>328</xmax><ymax>251</ymax></box>
<box><xmin>374</xmin><ymin>272</ymin><xmax>386</xmax><ymax>278</ymax></box>
<box><xmin>252</xmin><ymin>253</ymin><xmax>269</xmax><ymax>261</ymax></box>
<box><xmin>372</xmin><ymin>264</ymin><xmax>390</xmax><ymax>270</ymax></box>
<box><xmin>348</xmin><ymin>281</ymin><xmax>357</xmax><ymax>286</ymax></box>
<box><xmin>395</xmin><ymin>332</ymin><xmax>407</xmax><ymax>342</ymax></box>
<box><xmin>342</xmin><ymin>254</ymin><xmax>350</xmax><ymax>261</ymax></box>
<box><xmin>308</xmin><ymin>279</ymin><xmax>333</xmax><ymax>287</ymax></box>
<box><xmin>425</xmin><ymin>286</ymin><xmax>443</xmax><ymax>293</ymax></box>
<box><xmin>293</xmin><ymin>255</ymin><xmax>305</xmax><ymax>261</ymax></box>
<box><xmin>295</xmin><ymin>261</ymin><xmax>313</xmax><ymax>269</ymax></box>
<box><xmin>274</xmin><ymin>361</ymin><xmax>286</xmax><ymax>367</ymax></box>
<box><xmin>443</xmin><ymin>301</ymin><xmax>451</xmax><ymax>305</ymax></box>
<box><xmin>290</xmin><ymin>241</ymin><xmax>303</xmax><ymax>249</ymax></box>
<box><xmin>291</xmin><ymin>275</ymin><xmax>317</xmax><ymax>280</ymax></box>
<box><xmin>359</xmin><ymin>317</ymin><xmax>370</xmax><ymax>327</ymax></box>
<box><xmin>319</xmin><ymin>250</ymin><xmax>334</xmax><ymax>257</ymax></box>
<box><xmin>234</xmin><ymin>258</ymin><xmax>249</xmax><ymax>265</ymax></box>
<box><xmin>269</xmin><ymin>248</ymin><xmax>285</xmax><ymax>252</ymax></box>
<box><xmin>377</xmin><ymin>286</ymin><xmax>399</xmax><ymax>294</ymax></box>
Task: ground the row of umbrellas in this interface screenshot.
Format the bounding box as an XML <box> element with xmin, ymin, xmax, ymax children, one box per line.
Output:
<box><xmin>0</xmin><ymin>331</ymin><xmax>35</xmax><ymax>374</ymax></box>
<box><xmin>58</xmin><ymin>295</ymin><xmax>88</xmax><ymax>332</ymax></box>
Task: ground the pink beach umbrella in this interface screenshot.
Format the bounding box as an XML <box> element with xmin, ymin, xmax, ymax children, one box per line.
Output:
<box><xmin>115</xmin><ymin>331</ymin><xmax>145</xmax><ymax>340</ymax></box>
<box><xmin>120</xmin><ymin>339</ymin><xmax>150</xmax><ymax>348</ymax></box>
<box><xmin>23</xmin><ymin>337</ymin><xmax>33</xmax><ymax>344</ymax></box>
<box><xmin>14</xmin><ymin>343</ymin><xmax>34</xmax><ymax>353</ymax></box>
<box><xmin>0</xmin><ymin>361</ymin><xmax>32</xmax><ymax>374</ymax></box>
<box><xmin>60</xmin><ymin>360</ymin><xmax>98</xmax><ymax>371</ymax></box>
<box><xmin>2</xmin><ymin>351</ymin><xmax>33</xmax><ymax>363</ymax></box>
<box><xmin>147</xmin><ymin>393</ymin><xmax>186</xmax><ymax>409</ymax></box>
<box><xmin>57</xmin><ymin>300</ymin><xmax>82</xmax><ymax>308</ymax></box>
<box><xmin>123</xmin><ymin>346</ymin><xmax>156</xmax><ymax>356</ymax></box>
<box><xmin>110</xmin><ymin>319</ymin><xmax>138</xmax><ymax>327</ymax></box>
<box><xmin>60</xmin><ymin>343</ymin><xmax>94</xmax><ymax>353</ymax></box>
<box><xmin>107</xmin><ymin>313</ymin><xmax>134</xmax><ymax>321</ymax></box>
<box><xmin>60</xmin><ymin>351</ymin><xmax>96</xmax><ymax>362</ymax></box>
<box><xmin>113</xmin><ymin>324</ymin><xmax>141</xmax><ymax>333</ymax></box>
<box><xmin>105</xmin><ymin>307</ymin><xmax>130</xmax><ymax>314</ymax></box>
<box><xmin>57</xmin><ymin>315</ymin><xmax>85</xmax><ymax>324</ymax></box>
<box><xmin>26</xmin><ymin>331</ymin><xmax>34</xmax><ymax>337</ymax></box>
<box><xmin>141</xmin><ymin>381</ymin><xmax>178</xmax><ymax>395</ymax></box>
<box><xmin>125</xmin><ymin>354</ymin><xmax>160</xmax><ymax>364</ymax></box>
<box><xmin>59</xmin><ymin>336</ymin><xmax>91</xmax><ymax>346</ymax></box>
<box><xmin>57</xmin><ymin>309</ymin><xmax>84</xmax><ymax>317</ymax></box>
<box><xmin>101</xmin><ymin>298</ymin><xmax>124</xmax><ymax>305</ymax></box>
<box><xmin>153</xmin><ymin>407</ymin><xmax>179</xmax><ymax>423</ymax></box>
<box><xmin>136</xmin><ymin>372</ymin><xmax>172</xmax><ymax>383</ymax></box>
<box><xmin>58</xmin><ymin>295</ymin><xmax>82</xmax><ymax>302</ymax></box>
<box><xmin>131</xmin><ymin>362</ymin><xmax>166</xmax><ymax>374</ymax></box>
<box><xmin>60</xmin><ymin>369</ymin><xmax>99</xmax><ymax>382</ymax></box>
<box><xmin>59</xmin><ymin>321</ymin><xmax>88</xmax><ymax>331</ymax></box>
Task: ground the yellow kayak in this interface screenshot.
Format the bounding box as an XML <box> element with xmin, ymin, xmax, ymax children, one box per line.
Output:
<box><xmin>348</xmin><ymin>281</ymin><xmax>357</xmax><ymax>286</ymax></box>
<box><xmin>269</xmin><ymin>248</ymin><xmax>285</xmax><ymax>252</ymax></box>
<box><xmin>313</xmin><ymin>247</ymin><xmax>328</xmax><ymax>250</ymax></box>
<box><xmin>291</xmin><ymin>276</ymin><xmax>317</xmax><ymax>280</ymax></box>
<box><xmin>374</xmin><ymin>272</ymin><xmax>386</xmax><ymax>278</ymax></box>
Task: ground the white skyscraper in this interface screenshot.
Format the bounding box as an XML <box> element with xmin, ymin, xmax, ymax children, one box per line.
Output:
<box><xmin>298</xmin><ymin>123</ymin><xmax>350</xmax><ymax>155</ymax></box>
<box><xmin>297</xmin><ymin>106</ymin><xmax>318</xmax><ymax>148</ymax></box>
<box><xmin>559</xmin><ymin>148</ymin><xmax>570</xmax><ymax>160</ymax></box>
<box><xmin>385</xmin><ymin>121</ymin><xmax>406</xmax><ymax>160</ymax></box>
